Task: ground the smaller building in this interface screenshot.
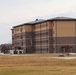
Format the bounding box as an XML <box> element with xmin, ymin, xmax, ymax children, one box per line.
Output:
<box><xmin>0</xmin><ymin>43</ymin><xmax>12</xmax><ymax>53</ymax></box>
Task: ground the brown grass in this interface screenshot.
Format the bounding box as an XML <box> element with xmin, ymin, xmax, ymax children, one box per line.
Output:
<box><xmin>0</xmin><ymin>54</ymin><xmax>76</xmax><ymax>75</ymax></box>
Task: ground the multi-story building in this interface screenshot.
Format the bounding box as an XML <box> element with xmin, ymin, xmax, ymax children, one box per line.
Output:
<box><xmin>11</xmin><ymin>17</ymin><xmax>76</xmax><ymax>54</ymax></box>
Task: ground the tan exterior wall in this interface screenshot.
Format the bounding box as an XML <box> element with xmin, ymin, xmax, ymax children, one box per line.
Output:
<box><xmin>53</xmin><ymin>21</ymin><xmax>75</xmax><ymax>37</ymax></box>
<box><xmin>34</xmin><ymin>24</ymin><xmax>40</xmax><ymax>32</ymax></box>
<box><xmin>48</xmin><ymin>22</ymin><xmax>53</xmax><ymax>29</ymax></box>
<box><xmin>13</xmin><ymin>25</ymin><xmax>33</xmax><ymax>34</ymax></box>
<box><xmin>14</xmin><ymin>27</ymin><xmax>22</xmax><ymax>34</ymax></box>
<box><xmin>25</xmin><ymin>25</ymin><xmax>33</xmax><ymax>32</ymax></box>
<box><xmin>52</xmin><ymin>21</ymin><xmax>76</xmax><ymax>53</ymax></box>
<box><xmin>34</xmin><ymin>22</ymin><xmax>51</xmax><ymax>32</ymax></box>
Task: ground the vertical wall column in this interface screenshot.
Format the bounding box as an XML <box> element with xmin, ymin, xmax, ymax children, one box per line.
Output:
<box><xmin>39</xmin><ymin>24</ymin><xmax>41</xmax><ymax>54</ymax></box>
<box><xmin>75</xmin><ymin>21</ymin><xmax>76</xmax><ymax>52</ymax></box>
<box><xmin>46</xmin><ymin>21</ymin><xmax>49</xmax><ymax>53</ymax></box>
<box><xmin>24</xmin><ymin>25</ymin><xmax>34</xmax><ymax>53</ymax></box>
<box><xmin>47</xmin><ymin>21</ymin><xmax>54</xmax><ymax>53</ymax></box>
<box><xmin>55</xmin><ymin>21</ymin><xmax>57</xmax><ymax>53</ymax></box>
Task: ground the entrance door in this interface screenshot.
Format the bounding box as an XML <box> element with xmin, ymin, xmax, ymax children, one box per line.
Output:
<box><xmin>19</xmin><ymin>51</ymin><xmax>22</xmax><ymax>54</ymax></box>
<box><xmin>14</xmin><ymin>50</ymin><xmax>18</xmax><ymax>54</ymax></box>
<box><xmin>61</xmin><ymin>46</ymin><xmax>73</xmax><ymax>53</ymax></box>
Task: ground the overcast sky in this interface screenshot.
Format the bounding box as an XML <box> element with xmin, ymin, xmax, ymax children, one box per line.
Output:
<box><xmin>0</xmin><ymin>0</ymin><xmax>76</xmax><ymax>44</ymax></box>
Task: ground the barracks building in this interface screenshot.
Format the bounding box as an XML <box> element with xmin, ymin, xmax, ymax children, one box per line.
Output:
<box><xmin>11</xmin><ymin>17</ymin><xmax>76</xmax><ymax>54</ymax></box>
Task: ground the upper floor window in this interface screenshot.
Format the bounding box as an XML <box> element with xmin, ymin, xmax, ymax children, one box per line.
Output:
<box><xmin>20</xmin><ymin>35</ymin><xmax>23</xmax><ymax>39</ymax></box>
<box><xmin>15</xmin><ymin>28</ymin><xmax>19</xmax><ymax>31</ymax></box>
<box><xmin>35</xmin><ymin>24</ymin><xmax>40</xmax><ymax>29</ymax></box>
<box><xmin>41</xmin><ymin>23</ymin><xmax>47</xmax><ymax>28</ymax></box>
<box><xmin>20</xmin><ymin>28</ymin><xmax>23</xmax><ymax>32</ymax></box>
<box><xmin>21</xmin><ymin>42</ymin><xmax>23</xmax><ymax>46</ymax></box>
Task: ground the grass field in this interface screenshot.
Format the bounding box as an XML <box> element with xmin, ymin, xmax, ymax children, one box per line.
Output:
<box><xmin>0</xmin><ymin>53</ymin><xmax>76</xmax><ymax>75</ymax></box>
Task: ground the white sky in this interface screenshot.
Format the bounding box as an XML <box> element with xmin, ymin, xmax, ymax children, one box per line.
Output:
<box><xmin>0</xmin><ymin>0</ymin><xmax>76</xmax><ymax>44</ymax></box>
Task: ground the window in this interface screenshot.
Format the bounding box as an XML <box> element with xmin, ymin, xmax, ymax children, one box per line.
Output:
<box><xmin>21</xmin><ymin>42</ymin><xmax>23</xmax><ymax>46</ymax></box>
<box><xmin>35</xmin><ymin>24</ymin><xmax>40</xmax><ymax>29</ymax></box>
<box><xmin>53</xmin><ymin>31</ymin><xmax>54</xmax><ymax>34</ymax></box>
<box><xmin>20</xmin><ymin>28</ymin><xmax>23</xmax><ymax>32</ymax></box>
<box><xmin>15</xmin><ymin>28</ymin><xmax>19</xmax><ymax>31</ymax></box>
<box><xmin>40</xmin><ymin>30</ymin><xmax>48</xmax><ymax>34</ymax></box>
<box><xmin>15</xmin><ymin>35</ymin><xmax>19</xmax><ymax>39</ymax></box>
<box><xmin>20</xmin><ymin>35</ymin><xmax>23</xmax><ymax>39</ymax></box>
<box><xmin>41</xmin><ymin>23</ymin><xmax>47</xmax><ymax>28</ymax></box>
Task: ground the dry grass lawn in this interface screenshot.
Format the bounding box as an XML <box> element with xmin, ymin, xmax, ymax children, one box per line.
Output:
<box><xmin>0</xmin><ymin>54</ymin><xmax>76</xmax><ymax>75</ymax></box>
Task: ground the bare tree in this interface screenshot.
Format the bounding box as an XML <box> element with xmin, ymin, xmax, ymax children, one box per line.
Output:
<box><xmin>0</xmin><ymin>44</ymin><xmax>12</xmax><ymax>53</ymax></box>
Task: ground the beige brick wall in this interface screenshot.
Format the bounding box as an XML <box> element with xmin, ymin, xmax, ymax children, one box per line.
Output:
<box><xmin>53</xmin><ymin>21</ymin><xmax>75</xmax><ymax>37</ymax></box>
<box><xmin>13</xmin><ymin>25</ymin><xmax>33</xmax><ymax>34</ymax></box>
<box><xmin>25</xmin><ymin>25</ymin><xmax>33</xmax><ymax>32</ymax></box>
